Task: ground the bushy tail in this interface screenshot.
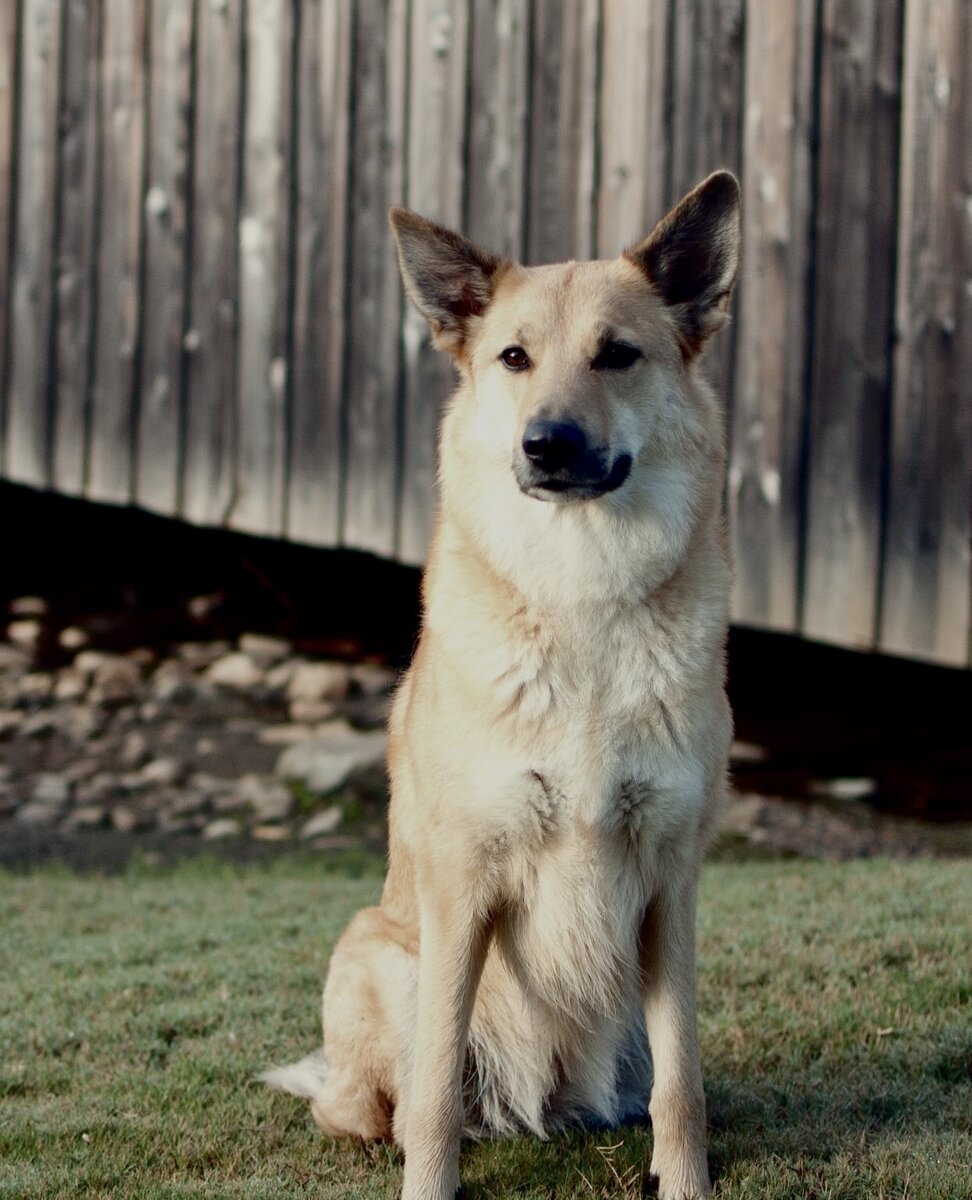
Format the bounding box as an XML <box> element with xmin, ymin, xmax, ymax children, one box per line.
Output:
<box><xmin>257</xmin><ymin>1048</ymin><xmax>328</xmax><ymax>1099</ymax></box>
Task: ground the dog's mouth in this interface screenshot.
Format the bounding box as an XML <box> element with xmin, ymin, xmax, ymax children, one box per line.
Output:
<box><xmin>515</xmin><ymin>452</ymin><xmax>633</xmax><ymax>502</ymax></box>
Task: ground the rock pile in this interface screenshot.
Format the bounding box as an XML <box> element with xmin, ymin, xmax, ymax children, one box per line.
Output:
<box><xmin>0</xmin><ymin>614</ymin><xmax>395</xmax><ymax>846</ymax></box>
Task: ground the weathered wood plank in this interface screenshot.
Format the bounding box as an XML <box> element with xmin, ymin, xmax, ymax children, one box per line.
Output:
<box><xmin>803</xmin><ymin>0</ymin><xmax>902</xmax><ymax>649</ymax></box>
<box><xmin>879</xmin><ymin>0</ymin><xmax>972</xmax><ymax>666</ymax></box>
<box><xmin>398</xmin><ymin>0</ymin><xmax>469</xmax><ymax>562</ymax></box>
<box><xmin>5</xmin><ymin>0</ymin><xmax>63</xmax><ymax>487</ymax></box>
<box><xmin>596</xmin><ymin>0</ymin><xmax>670</xmax><ymax>256</ymax></box>
<box><xmin>51</xmin><ymin>0</ymin><xmax>101</xmax><ymax>496</ymax></box>
<box><xmin>340</xmin><ymin>0</ymin><xmax>408</xmax><ymax>558</ymax></box>
<box><xmin>181</xmin><ymin>0</ymin><xmax>241</xmax><ymax>528</ymax></box>
<box><xmin>287</xmin><ymin>0</ymin><xmax>351</xmax><ymax>546</ymax></box>
<box><xmin>134</xmin><ymin>0</ymin><xmax>193</xmax><ymax>516</ymax></box>
<box><xmin>464</xmin><ymin>0</ymin><xmax>530</xmax><ymax>258</ymax></box>
<box><xmin>667</xmin><ymin>0</ymin><xmax>744</xmax><ymax>408</ymax></box>
<box><xmin>728</xmin><ymin>0</ymin><xmax>815</xmax><ymax>633</ymax></box>
<box><xmin>526</xmin><ymin>0</ymin><xmax>600</xmax><ymax>264</ymax></box>
<box><xmin>87</xmin><ymin>0</ymin><xmax>148</xmax><ymax>504</ymax></box>
<box><xmin>229</xmin><ymin>0</ymin><xmax>295</xmax><ymax>536</ymax></box>
<box><xmin>0</xmin><ymin>0</ymin><xmax>22</xmax><ymax>469</ymax></box>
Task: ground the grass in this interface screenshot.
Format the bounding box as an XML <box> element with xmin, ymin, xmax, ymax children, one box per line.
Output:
<box><xmin>0</xmin><ymin>853</ymin><xmax>969</xmax><ymax>1199</ymax></box>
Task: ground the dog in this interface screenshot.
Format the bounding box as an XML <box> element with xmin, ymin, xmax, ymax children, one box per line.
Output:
<box><xmin>263</xmin><ymin>170</ymin><xmax>740</xmax><ymax>1200</ymax></box>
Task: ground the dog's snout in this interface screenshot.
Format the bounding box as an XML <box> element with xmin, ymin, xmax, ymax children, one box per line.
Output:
<box><xmin>522</xmin><ymin>420</ymin><xmax>587</xmax><ymax>473</ymax></box>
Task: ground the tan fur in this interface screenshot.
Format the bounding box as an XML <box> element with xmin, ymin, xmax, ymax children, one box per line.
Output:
<box><xmin>265</xmin><ymin>173</ymin><xmax>741</xmax><ymax>1200</ymax></box>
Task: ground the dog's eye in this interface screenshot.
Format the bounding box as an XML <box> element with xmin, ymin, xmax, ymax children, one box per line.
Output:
<box><xmin>593</xmin><ymin>341</ymin><xmax>641</xmax><ymax>371</ymax></box>
<box><xmin>499</xmin><ymin>346</ymin><xmax>530</xmax><ymax>371</ymax></box>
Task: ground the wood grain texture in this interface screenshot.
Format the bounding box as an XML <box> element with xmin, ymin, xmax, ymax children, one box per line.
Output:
<box><xmin>728</xmin><ymin>0</ymin><xmax>815</xmax><ymax>633</ymax></box>
<box><xmin>803</xmin><ymin>0</ymin><xmax>902</xmax><ymax>649</ymax></box>
<box><xmin>181</xmin><ymin>0</ymin><xmax>241</xmax><ymax>527</ymax></box>
<box><xmin>596</xmin><ymin>0</ymin><xmax>670</xmax><ymax>257</ymax></box>
<box><xmin>135</xmin><ymin>0</ymin><xmax>193</xmax><ymax>516</ymax></box>
<box><xmin>87</xmin><ymin>0</ymin><xmax>148</xmax><ymax>504</ymax></box>
<box><xmin>880</xmin><ymin>0</ymin><xmax>972</xmax><ymax>665</ymax></box>
<box><xmin>51</xmin><ymin>0</ymin><xmax>101</xmax><ymax>495</ymax></box>
<box><xmin>341</xmin><ymin>0</ymin><xmax>408</xmax><ymax>559</ymax></box>
<box><xmin>526</xmin><ymin>0</ymin><xmax>600</xmax><ymax>264</ymax></box>
<box><xmin>229</xmin><ymin>0</ymin><xmax>295</xmax><ymax>536</ymax></box>
<box><xmin>397</xmin><ymin>0</ymin><xmax>468</xmax><ymax>563</ymax></box>
<box><xmin>5</xmin><ymin>0</ymin><xmax>63</xmax><ymax>487</ymax></box>
<box><xmin>0</xmin><ymin>0</ymin><xmax>22</xmax><ymax>470</ymax></box>
<box><xmin>287</xmin><ymin>0</ymin><xmax>351</xmax><ymax>546</ymax></box>
<box><xmin>465</xmin><ymin>0</ymin><xmax>529</xmax><ymax>258</ymax></box>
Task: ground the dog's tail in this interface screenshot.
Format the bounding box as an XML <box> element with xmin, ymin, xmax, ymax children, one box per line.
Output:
<box><xmin>256</xmin><ymin>1047</ymin><xmax>328</xmax><ymax>1099</ymax></box>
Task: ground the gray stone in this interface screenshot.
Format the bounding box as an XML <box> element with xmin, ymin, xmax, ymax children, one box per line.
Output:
<box><xmin>257</xmin><ymin>723</ymin><xmax>314</xmax><ymax>746</ymax></box>
<box><xmin>262</xmin><ymin>660</ymin><xmax>297</xmax><ymax>696</ymax></box>
<box><xmin>299</xmin><ymin>805</ymin><xmax>344</xmax><ymax>838</ymax></box>
<box><xmin>53</xmin><ymin>669</ymin><xmax>87</xmax><ymax>703</ymax></box>
<box><xmin>251</xmin><ymin>822</ymin><xmax>292</xmax><ymax>841</ymax></box>
<box><xmin>63</xmin><ymin>805</ymin><xmax>109</xmax><ymax>831</ymax></box>
<box><xmin>9</xmin><ymin>595</ymin><xmax>48</xmax><ymax>617</ymax></box>
<box><xmin>75</xmin><ymin>773</ymin><xmax>120</xmax><ymax>805</ymax></box>
<box><xmin>7</xmin><ymin>619</ymin><xmax>41</xmax><ymax>651</ymax></box>
<box><xmin>204</xmin><ymin>652</ymin><xmax>264</xmax><ymax>691</ymax></box>
<box><xmin>110</xmin><ymin>805</ymin><xmax>145</xmax><ymax>833</ymax></box>
<box><xmin>139</xmin><ymin>757</ymin><xmax>184</xmax><ymax>787</ymax></box>
<box><xmin>809</xmin><ymin>777</ymin><xmax>877</xmax><ymax>802</ymax></box>
<box><xmin>90</xmin><ymin>657</ymin><xmax>143</xmax><ymax>704</ymax></box>
<box><xmin>238</xmin><ymin>633</ymin><xmax>292</xmax><ymax>668</ymax></box>
<box><xmin>0</xmin><ymin>644</ymin><xmax>30</xmax><ymax>673</ymax></box>
<box><xmin>0</xmin><ymin>711</ymin><xmax>23</xmax><ymax>738</ymax></box>
<box><xmin>58</xmin><ymin>626</ymin><xmax>89</xmax><ymax>652</ymax></box>
<box><xmin>176</xmin><ymin>640</ymin><xmax>231</xmax><ymax>671</ymax></box>
<box><xmin>286</xmin><ymin>662</ymin><xmax>351</xmax><ymax>704</ymax></box>
<box><xmin>17</xmin><ymin>672</ymin><xmax>53</xmax><ymax>704</ymax></box>
<box><xmin>238</xmin><ymin>773</ymin><xmax>294</xmax><ymax>822</ymax></box>
<box><xmin>73</xmin><ymin>650</ymin><xmax>117</xmax><ymax>678</ymax></box>
<box><xmin>31</xmin><ymin>773</ymin><xmax>71</xmax><ymax>807</ymax></box>
<box><xmin>62</xmin><ymin>705</ymin><xmax>105</xmax><ymax>743</ymax></box>
<box><xmin>120</xmin><ymin>730</ymin><xmax>151</xmax><ymax>769</ymax></box>
<box><xmin>151</xmin><ymin>660</ymin><xmax>196</xmax><ymax>703</ymax></box>
<box><xmin>289</xmin><ymin>698</ymin><xmax>337</xmax><ymax>725</ymax></box>
<box><xmin>203</xmin><ymin>817</ymin><xmax>242</xmax><ymax>840</ymax></box>
<box><xmin>350</xmin><ymin>664</ymin><xmax>397</xmax><ymax>696</ymax></box>
<box><xmin>17</xmin><ymin>710</ymin><xmax>56</xmax><ymax>737</ymax></box>
<box><xmin>276</xmin><ymin>720</ymin><xmax>387</xmax><ymax>794</ymax></box>
<box><xmin>16</xmin><ymin>801</ymin><xmax>62</xmax><ymax>825</ymax></box>
<box><xmin>0</xmin><ymin>783</ymin><xmax>18</xmax><ymax>816</ymax></box>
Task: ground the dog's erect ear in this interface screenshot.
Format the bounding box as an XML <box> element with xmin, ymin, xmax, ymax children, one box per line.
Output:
<box><xmin>389</xmin><ymin>209</ymin><xmax>507</xmax><ymax>356</ymax></box>
<box><xmin>625</xmin><ymin>171</ymin><xmax>740</xmax><ymax>357</ymax></box>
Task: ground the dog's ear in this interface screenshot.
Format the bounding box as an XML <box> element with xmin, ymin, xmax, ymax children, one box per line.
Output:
<box><xmin>389</xmin><ymin>209</ymin><xmax>507</xmax><ymax>356</ymax></box>
<box><xmin>624</xmin><ymin>171</ymin><xmax>740</xmax><ymax>357</ymax></box>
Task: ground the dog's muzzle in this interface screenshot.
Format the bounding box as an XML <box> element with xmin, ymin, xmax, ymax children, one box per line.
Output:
<box><xmin>514</xmin><ymin>418</ymin><xmax>632</xmax><ymax>502</ymax></box>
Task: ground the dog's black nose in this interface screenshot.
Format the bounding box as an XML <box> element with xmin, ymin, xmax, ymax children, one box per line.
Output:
<box><xmin>521</xmin><ymin>419</ymin><xmax>587</xmax><ymax>473</ymax></box>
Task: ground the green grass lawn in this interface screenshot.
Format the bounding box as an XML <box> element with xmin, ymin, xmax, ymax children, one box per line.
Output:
<box><xmin>1</xmin><ymin>853</ymin><xmax>969</xmax><ymax>1199</ymax></box>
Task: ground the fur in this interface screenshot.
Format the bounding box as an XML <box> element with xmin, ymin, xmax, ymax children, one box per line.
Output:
<box><xmin>263</xmin><ymin>172</ymin><xmax>741</xmax><ymax>1200</ymax></box>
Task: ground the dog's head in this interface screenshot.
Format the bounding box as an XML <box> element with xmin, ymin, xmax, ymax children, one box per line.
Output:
<box><xmin>390</xmin><ymin>174</ymin><xmax>740</xmax><ymax>592</ymax></box>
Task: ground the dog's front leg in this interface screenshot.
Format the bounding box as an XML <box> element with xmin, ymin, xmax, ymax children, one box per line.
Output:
<box><xmin>640</xmin><ymin>870</ymin><xmax>711</xmax><ymax>1200</ymax></box>
<box><xmin>401</xmin><ymin>886</ymin><xmax>490</xmax><ymax>1200</ymax></box>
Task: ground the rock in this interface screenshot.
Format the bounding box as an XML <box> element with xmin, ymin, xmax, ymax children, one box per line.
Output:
<box><xmin>299</xmin><ymin>805</ymin><xmax>344</xmax><ymax>838</ymax></box>
<box><xmin>53</xmin><ymin>669</ymin><xmax>87</xmax><ymax>703</ymax></box>
<box><xmin>74</xmin><ymin>773</ymin><xmax>120</xmax><ymax>806</ymax></box>
<box><xmin>139</xmin><ymin>757</ymin><xmax>184</xmax><ymax>787</ymax></box>
<box><xmin>17</xmin><ymin>711</ymin><xmax>56</xmax><ymax>738</ymax></box>
<box><xmin>31</xmin><ymin>773</ymin><xmax>71</xmax><ymax>807</ymax></box>
<box><xmin>251</xmin><ymin>823</ymin><xmax>292</xmax><ymax>841</ymax></box>
<box><xmin>120</xmin><ymin>730</ymin><xmax>151</xmax><ymax>769</ymax></box>
<box><xmin>164</xmin><ymin>787</ymin><xmax>211</xmax><ymax>817</ymax></box>
<box><xmin>203</xmin><ymin>817</ymin><xmax>242</xmax><ymax>840</ymax></box>
<box><xmin>16</xmin><ymin>801</ymin><xmax>62</xmax><ymax>826</ymax></box>
<box><xmin>238</xmin><ymin>633</ymin><xmax>292</xmax><ymax>668</ymax></box>
<box><xmin>58</xmin><ymin>626</ymin><xmax>89</xmax><ymax>651</ymax></box>
<box><xmin>62</xmin><ymin>705</ymin><xmax>105</xmax><ymax>743</ymax></box>
<box><xmin>63</xmin><ymin>805</ymin><xmax>109</xmax><ymax>831</ymax></box>
<box><xmin>195</xmin><ymin>736</ymin><xmax>217</xmax><ymax>756</ymax></box>
<box><xmin>151</xmin><ymin>660</ymin><xmax>196</xmax><ymax>703</ymax></box>
<box><xmin>176</xmin><ymin>640</ymin><xmax>231</xmax><ymax>671</ymax></box>
<box><xmin>0</xmin><ymin>644</ymin><xmax>30</xmax><ymax>673</ymax></box>
<box><xmin>16</xmin><ymin>672</ymin><xmax>54</xmax><ymax>705</ymax></box>
<box><xmin>64</xmin><ymin>758</ymin><xmax>101</xmax><ymax>784</ymax></box>
<box><xmin>0</xmin><ymin>764</ymin><xmax>11</xmax><ymax>784</ymax></box>
<box><xmin>238</xmin><ymin>773</ymin><xmax>294</xmax><ymax>822</ymax></box>
<box><xmin>289</xmin><ymin>698</ymin><xmax>337</xmax><ymax>725</ymax></box>
<box><xmin>73</xmin><ymin>650</ymin><xmax>117</xmax><ymax>678</ymax></box>
<box><xmin>7</xmin><ymin>619</ymin><xmax>41</xmax><ymax>651</ymax></box>
<box><xmin>810</xmin><ymin>777</ymin><xmax>877</xmax><ymax>802</ymax></box>
<box><xmin>257</xmin><ymin>723</ymin><xmax>313</xmax><ymax>746</ymax></box>
<box><xmin>110</xmin><ymin>805</ymin><xmax>145</xmax><ymax>833</ymax></box>
<box><xmin>343</xmin><ymin>692</ymin><xmax>392</xmax><ymax>730</ymax></box>
<box><xmin>90</xmin><ymin>657</ymin><xmax>143</xmax><ymax>705</ymax></box>
<box><xmin>286</xmin><ymin>662</ymin><xmax>351</xmax><ymax>705</ymax></box>
<box><xmin>276</xmin><ymin>720</ymin><xmax>387</xmax><ymax>794</ymax></box>
<box><xmin>262</xmin><ymin>660</ymin><xmax>297</xmax><ymax>696</ymax></box>
<box><xmin>730</xmin><ymin>740</ymin><xmax>768</xmax><ymax>764</ymax></box>
<box><xmin>350</xmin><ymin>664</ymin><xmax>397</xmax><ymax>696</ymax></box>
<box><xmin>0</xmin><ymin>784</ymin><xmax>18</xmax><ymax>817</ymax></box>
<box><xmin>0</xmin><ymin>711</ymin><xmax>24</xmax><ymax>738</ymax></box>
<box><xmin>9</xmin><ymin>596</ymin><xmax>47</xmax><ymax>617</ymax></box>
<box><xmin>204</xmin><ymin>652</ymin><xmax>264</xmax><ymax>691</ymax></box>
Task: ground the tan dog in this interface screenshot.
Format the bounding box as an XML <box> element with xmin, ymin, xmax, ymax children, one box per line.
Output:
<box><xmin>263</xmin><ymin>171</ymin><xmax>740</xmax><ymax>1200</ymax></box>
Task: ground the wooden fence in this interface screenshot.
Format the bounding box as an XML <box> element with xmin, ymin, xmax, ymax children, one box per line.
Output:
<box><xmin>0</xmin><ymin>0</ymin><xmax>969</xmax><ymax>666</ymax></box>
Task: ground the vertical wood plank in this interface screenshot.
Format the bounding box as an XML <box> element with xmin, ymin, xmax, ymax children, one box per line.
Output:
<box><xmin>229</xmin><ymin>0</ymin><xmax>295</xmax><ymax>536</ymax></box>
<box><xmin>667</xmin><ymin>0</ymin><xmax>745</xmax><ymax>406</ymax></box>
<box><xmin>51</xmin><ymin>0</ymin><xmax>101</xmax><ymax>495</ymax></box>
<box><xmin>398</xmin><ymin>0</ymin><xmax>470</xmax><ymax>563</ymax></box>
<box><xmin>802</xmin><ymin>0</ymin><xmax>902</xmax><ymax>649</ymax></box>
<box><xmin>182</xmin><ymin>0</ymin><xmax>241</xmax><ymax>527</ymax></box>
<box><xmin>728</xmin><ymin>0</ymin><xmax>815</xmax><ymax>633</ymax></box>
<box><xmin>135</xmin><ymin>0</ymin><xmax>193</xmax><ymax>516</ymax></box>
<box><xmin>880</xmin><ymin>0</ymin><xmax>972</xmax><ymax>666</ymax></box>
<box><xmin>287</xmin><ymin>0</ymin><xmax>351</xmax><ymax>546</ymax></box>
<box><xmin>526</xmin><ymin>0</ymin><xmax>600</xmax><ymax>264</ymax></box>
<box><xmin>341</xmin><ymin>0</ymin><xmax>408</xmax><ymax>558</ymax></box>
<box><xmin>0</xmin><ymin>0</ymin><xmax>21</xmax><ymax>467</ymax></box>
<box><xmin>5</xmin><ymin>0</ymin><xmax>63</xmax><ymax>486</ymax></box>
<box><xmin>596</xmin><ymin>0</ymin><xmax>670</xmax><ymax>257</ymax></box>
<box><xmin>87</xmin><ymin>0</ymin><xmax>148</xmax><ymax>504</ymax></box>
<box><xmin>464</xmin><ymin>0</ymin><xmax>529</xmax><ymax>258</ymax></box>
